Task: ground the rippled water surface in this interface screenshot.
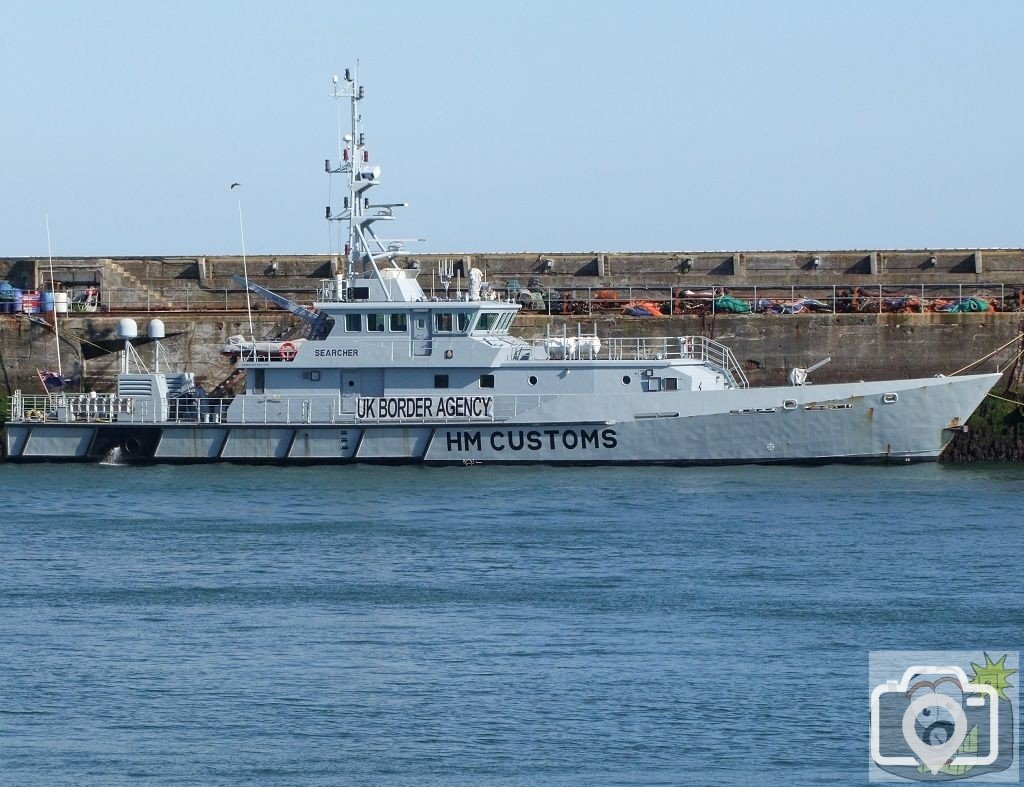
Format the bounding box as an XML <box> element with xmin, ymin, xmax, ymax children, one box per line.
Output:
<box><xmin>1</xmin><ymin>463</ymin><xmax>1022</xmax><ymax>785</ymax></box>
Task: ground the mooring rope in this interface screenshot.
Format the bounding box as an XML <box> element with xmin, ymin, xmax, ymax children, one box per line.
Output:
<box><xmin>996</xmin><ymin>342</ymin><xmax>1024</xmax><ymax>374</ymax></box>
<box><xmin>986</xmin><ymin>391</ymin><xmax>1024</xmax><ymax>408</ymax></box>
<box><xmin>948</xmin><ymin>332</ymin><xmax>1024</xmax><ymax>376</ymax></box>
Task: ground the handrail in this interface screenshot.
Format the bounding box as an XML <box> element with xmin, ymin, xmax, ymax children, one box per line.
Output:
<box><xmin>602</xmin><ymin>335</ymin><xmax>748</xmax><ymax>387</ymax></box>
<box><xmin>518</xmin><ymin>334</ymin><xmax>747</xmax><ymax>388</ymax></box>
<box><xmin>9</xmin><ymin>383</ymin><xmax>740</xmax><ymax>426</ymax></box>
<box><xmin>5</xmin><ymin>281</ymin><xmax>1020</xmax><ymax>316</ymax></box>
<box><xmin>9</xmin><ymin>392</ymin><xmax>502</xmax><ymax>426</ymax></box>
<box><xmin>541</xmin><ymin>282</ymin><xmax>1021</xmax><ymax>317</ymax></box>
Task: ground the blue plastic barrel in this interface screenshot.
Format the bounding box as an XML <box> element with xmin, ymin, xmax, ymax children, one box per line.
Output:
<box><xmin>13</xmin><ymin>289</ymin><xmax>23</xmax><ymax>313</ymax></box>
<box><xmin>41</xmin><ymin>291</ymin><xmax>54</xmax><ymax>313</ymax></box>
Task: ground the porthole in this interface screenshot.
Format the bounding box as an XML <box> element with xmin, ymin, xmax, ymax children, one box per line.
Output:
<box><xmin>528</xmin><ymin>375</ymin><xmax>538</xmax><ymax>386</ymax></box>
<box><xmin>622</xmin><ymin>375</ymin><xmax>632</xmax><ymax>385</ymax></box>
<box><xmin>882</xmin><ymin>392</ymin><xmax>898</xmax><ymax>404</ymax></box>
<box><xmin>783</xmin><ymin>399</ymin><xmax>797</xmax><ymax>410</ymax></box>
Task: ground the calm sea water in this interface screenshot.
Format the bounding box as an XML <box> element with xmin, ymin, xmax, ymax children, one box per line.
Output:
<box><xmin>1</xmin><ymin>462</ymin><xmax>1022</xmax><ymax>785</ymax></box>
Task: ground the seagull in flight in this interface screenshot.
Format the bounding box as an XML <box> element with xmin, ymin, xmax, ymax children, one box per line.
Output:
<box><xmin>230</xmin><ymin>182</ymin><xmax>241</xmax><ymax>189</ymax></box>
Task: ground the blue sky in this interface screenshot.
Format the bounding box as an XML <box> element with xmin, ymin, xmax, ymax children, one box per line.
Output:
<box><xmin>2</xmin><ymin>1</ymin><xmax>1022</xmax><ymax>256</ymax></box>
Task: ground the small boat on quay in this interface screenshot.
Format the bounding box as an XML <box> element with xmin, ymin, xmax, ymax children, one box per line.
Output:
<box><xmin>2</xmin><ymin>70</ymin><xmax>1001</xmax><ymax>464</ymax></box>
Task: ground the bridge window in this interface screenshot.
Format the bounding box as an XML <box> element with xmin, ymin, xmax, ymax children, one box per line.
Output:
<box><xmin>476</xmin><ymin>312</ymin><xmax>500</xmax><ymax>331</ymax></box>
<box><xmin>434</xmin><ymin>312</ymin><xmax>454</xmax><ymax>332</ymax></box>
<box><xmin>434</xmin><ymin>374</ymin><xmax>449</xmax><ymax>389</ymax></box>
<box><xmin>456</xmin><ymin>313</ymin><xmax>471</xmax><ymax>332</ymax></box>
<box><xmin>480</xmin><ymin>374</ymin><xmax>495</xmax><ymax>389</ymax></box>
<box><xmin>390</xmin><ymin>313</ymin><xmax>408</xmax><ymax>332</ymax></box>
<box><xmin>345</xmin><ymin>314</ymin><xmax>361</xmax><ymax>332</ymax></box>
<box><xmin>309</xmin><ymin>315</ymin><xmax>335</xmax><ymax>340</ymax></box>
<box><xmin>663</xmin><ymin>377</ymin><xmax>678</xmax><ymax>391</ymax></box>
<box><xmin>367</xmin><ymin>314</ymin><xmax>385</xmax><ymax>332</ymax></box>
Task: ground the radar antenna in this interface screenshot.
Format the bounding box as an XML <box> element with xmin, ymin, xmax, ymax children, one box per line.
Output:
<box><xmin>438</xmin><ymin>258</ymin><xmax>454</xmax><ymax>299</ymax></box>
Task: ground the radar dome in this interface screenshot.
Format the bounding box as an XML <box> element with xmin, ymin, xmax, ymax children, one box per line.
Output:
<box><xmin>116</xmin><ymin>318</ymin><xmax>138</xmax><ymax>339</ymax></box>
<box><xmin>148</xmin><ymin>319</ymin><xmax>165</xmax><ymax>339</ymax></box>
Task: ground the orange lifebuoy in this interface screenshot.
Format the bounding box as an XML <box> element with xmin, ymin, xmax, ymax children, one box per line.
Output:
<box><xmin>279</xmin><ymin>341</ymin><xmax>297</xmax><ymax>361</ymax></box>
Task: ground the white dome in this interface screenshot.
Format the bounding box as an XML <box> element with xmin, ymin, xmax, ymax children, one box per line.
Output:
<box><xmin>116</xmin><ymin>318</ymin><xmax>138</xmax><ymax>339</ymax></box>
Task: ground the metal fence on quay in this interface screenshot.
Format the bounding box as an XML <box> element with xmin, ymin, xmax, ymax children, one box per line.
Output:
<box><xmin>533</xmin><ymin>283</ymin><xmax>1024</xmax><ymax>316</ymax></box>
<box><xmin>64</xmin><ymin>281</ymin><xmax>1024</xmax><ymax>316</ymax></box>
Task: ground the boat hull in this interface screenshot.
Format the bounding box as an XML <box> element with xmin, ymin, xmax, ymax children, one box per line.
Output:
<box><xmin>2</xmin><ymin>373</ymin><xmax>999</xmax><ymax>465</ymax></box>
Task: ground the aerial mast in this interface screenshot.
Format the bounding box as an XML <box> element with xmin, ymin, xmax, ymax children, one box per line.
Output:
<box><xmin>348</xmin><ymin>65</ymin><xmax>363</xmax><ymax>279</ymax></box>
<box><xmin>328</xmin><ymin>68</ymin><xmax>360</xmax><ymax>279</ymax></box>
<box><xmin>324</xmin><ymin>67</ymin><xmax>419</xmax><ymax>301</ymax></box>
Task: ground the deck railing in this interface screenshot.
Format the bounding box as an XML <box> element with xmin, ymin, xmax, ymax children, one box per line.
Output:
<box><xmin>10</xmin><ymin>392</ymin><xmax>505</xmax><ymax>426</ymax></box>
<box><xmin>9</xmin><ymin>385</ymin><xmax>708</xmax><ymax>426</ymax></box>
<box><xmin>603</xmin><ymin>335</ymin><xmax>749</xmax><ymax>388</ymax></box>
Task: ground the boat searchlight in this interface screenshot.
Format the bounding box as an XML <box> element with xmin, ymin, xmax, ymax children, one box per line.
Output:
<box><xmin>788</xmin><ymin>357</ymin><xmax>831</xmax><ymax>386</ymax></box>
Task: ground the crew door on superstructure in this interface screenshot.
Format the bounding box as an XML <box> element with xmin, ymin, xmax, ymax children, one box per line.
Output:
<box><xmin>411</xmin><ymin>310</ymin><xmax>431</xmax><ymax>356</ymax></box>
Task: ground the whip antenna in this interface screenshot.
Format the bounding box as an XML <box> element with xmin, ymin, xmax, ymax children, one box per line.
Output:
<box><xmin>235</xmin><ymin>190</ymin><xmax>255</xmax><ymax>345</ymax></box>
<box><xmin>45</xmin><ymin>214</ymin><xmax>62</xmax><ymax>378</ymax></box>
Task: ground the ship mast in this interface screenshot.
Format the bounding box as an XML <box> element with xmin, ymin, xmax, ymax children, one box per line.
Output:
<box><xmin>326</xmin><ymin>67</ymin><xmax>414</xmax><ymax>301</ymax></box>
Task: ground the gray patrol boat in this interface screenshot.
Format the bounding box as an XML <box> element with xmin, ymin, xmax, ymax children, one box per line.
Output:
<box><xmin>3</xmin><ymin>70</ymin><xmax>1000</xmax><ymax>464</ymax></box>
